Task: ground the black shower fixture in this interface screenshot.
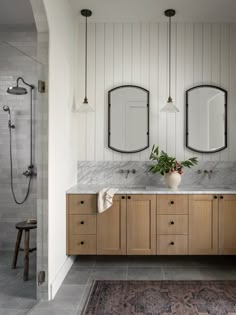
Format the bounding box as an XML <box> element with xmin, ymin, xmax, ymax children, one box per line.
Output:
<box><xmin>3</xmin><ymin>105</ymin><xmax>15</xmax><ymax>129</ymax></box>
<box><xmin>7</xmin><ymin>77</ymin><xmax>34</xmax><ymax>95</ymax></box>
<box><xmin>4</xmin><ymin>77</ymin><xmax>36</xmax><ymax>205</ymax></box>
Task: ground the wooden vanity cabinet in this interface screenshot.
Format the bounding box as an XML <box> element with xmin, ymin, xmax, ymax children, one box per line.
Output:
<box><xmin>67</xmin><ymin>194</ymin><xmax>97</xmax><ymax>255</ymax></box>
<box><xmin>157</xmin><ymin>195</ymin><xmax>188</xmax><ymax>215</ymax></box>
<box><xmin>189</xmin><ymin>195</ymin><xmax>218</xmax><ymax>255</ymax></box>
<box><xmin>219</xmin><ymin>195</ymin><xmax>236</xmax><ymax>254</ymax></box>
<box><xmin>67</xmin><ymin>193</ymin><xmax>236</xmax><ymax>256</ymax></box>
<box><xmin>127</xmin><ymin>195</ymin><xmax>156</xmax><ymax>255</ymax></box>
<box><xmin>157</xmin><ymin>195</ymin><xmax>189</xmax><ymax>255</ymax></box>
<box><xmin>67</xmin><ymin>193</ymin><xmax>156</xmax><ymax>255</ymax></box>
<box><xmin>97</xmin><ymin>195</ymin><xmax>126</xmax><ymax>255</ymax></box>
<box><xmin>97</xmin><ymin>194</ymin><xmax>156</xmax><ymax>255</ymax></box>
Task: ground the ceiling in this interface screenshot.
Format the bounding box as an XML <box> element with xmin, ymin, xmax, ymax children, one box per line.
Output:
<box><xmin>0</xmin><ymin>0</ymin><xmax>35</xmax><ymax>26</ymax></box>
<box><xmin>70</xmin><ymin>0</ymin><xmax>236</xmax><ymax>23</ymax></box>
<box><xmin>1</xmin><ymin>0</ymin><xmax>236</xmax><ymax>27</ymax></box>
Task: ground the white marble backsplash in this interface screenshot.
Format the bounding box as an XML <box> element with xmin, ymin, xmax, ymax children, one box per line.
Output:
<box><xmin>77</xmin><ymin>161</ymin><xmax>236</xmax><ymax>188</ymax></box>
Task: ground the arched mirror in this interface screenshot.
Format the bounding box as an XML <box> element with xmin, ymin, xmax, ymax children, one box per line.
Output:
<box><xmin>186</xmin><ymin>85</ymin><xmax>227</xmax><ymax>153</ymax></box>
<box><xmin>108</xmin><ymin>85</ymin><xmax>149</xmax><ymax>153</ymax></box>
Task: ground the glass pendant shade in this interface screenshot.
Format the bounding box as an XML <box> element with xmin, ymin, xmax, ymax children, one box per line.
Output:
<box><xmin>78</xmin><ymin>97</ymin><xmax>94</xmax><ymax>112</ymax></box>
<box><xmin>161</xmin><ymin>97</ymin><xmax>179</xmax><ymax>113</ymax></box>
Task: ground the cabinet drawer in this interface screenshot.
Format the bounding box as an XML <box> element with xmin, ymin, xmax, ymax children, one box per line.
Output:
<box><xmin>157</xmin><ymin>235</ymin><xmax>188</xmax><ymax>255</ymax></box>
<box><xmin>68</xmin><ymin>194</ymin><xmax>97</xmax><ymax>214</ymax></box>
<box><xmin>69</xmin><ymin>235</ymin><xmax>97</xmax><ymax>255</ymax></box>
<box><xmin>69</xmin><ymin>215</ymin><xmax>96</xmax><ymax>235</ymax></box>
<box><xmin>157</xmin><ymin>215</ymin><xmax>188</xmax><ymax>235</ymax></box>
<box><xmin>157</xmin><ymin>195</ymin><xmax>188</xmax><ymax>214</ymax></box>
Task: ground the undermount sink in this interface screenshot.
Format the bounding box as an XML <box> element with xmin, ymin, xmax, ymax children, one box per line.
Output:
<box><xmin>210</xmin><ymin>186</ymin><xmax>232</xmax><ymax>190</ymax></box>
<box><xmin>115</xmin><ymin>185</ymin><xmax>146</xmax><ymax>190</ymax></box>
<box><xmin>192</xmin><ymin>185</ymin><xmax>232</xmax><ymax>190</ymax></box>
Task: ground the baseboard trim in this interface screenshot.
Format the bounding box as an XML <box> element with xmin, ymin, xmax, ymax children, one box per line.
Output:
<box><xmin>49</xmin><ymin>255</ymin><xmax>75</xmax><ymax>300</ymax></box>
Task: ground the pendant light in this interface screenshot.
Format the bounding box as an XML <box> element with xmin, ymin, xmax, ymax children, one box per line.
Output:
<box><xmin>78</xmin><ymin>9</ymin><xmax>94</xmax><ymax>113</ymax></box>
<box><xmin>161</xmin><ymin>9</ymin><xmax>179</xmax><ymax>113</ymax></box>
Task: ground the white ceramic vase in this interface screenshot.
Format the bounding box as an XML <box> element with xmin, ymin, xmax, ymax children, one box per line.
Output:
<box><xmin>164</xmin><ymin>171</ymin><xmax>182</xmax><ymax>189</ymax></box>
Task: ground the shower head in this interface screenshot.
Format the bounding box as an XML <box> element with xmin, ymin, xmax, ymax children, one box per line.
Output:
<box><xmin>3</xmin><ymin>105</ymin><xmax>10</xmax><ymax>113</ymax></box>
<box><xmin>3</xmin><ymin>105</ymin><xmax>15</xmax><ymax>129</ymax></box>
<box><xmin>7</xmin><ymin>77</ymin><xmax>34</xmax><ymax>95</ymax></box>
<box><xmin>7</xmin><ymin>86</ymin><xmax>27</xmax><ymax>95</ymax></box>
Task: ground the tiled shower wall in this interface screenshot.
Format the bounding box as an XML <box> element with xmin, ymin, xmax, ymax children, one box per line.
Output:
<box><xmin>0</xmin><ymin>30</ymin><xmax>38</xmax><ymax>250</ymax></box>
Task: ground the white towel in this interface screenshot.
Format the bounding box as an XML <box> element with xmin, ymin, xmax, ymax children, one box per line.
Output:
<box><xmin>97</xmin><ymin>188</ymin><xmax>118</xmax><ymax>213</ymax></box>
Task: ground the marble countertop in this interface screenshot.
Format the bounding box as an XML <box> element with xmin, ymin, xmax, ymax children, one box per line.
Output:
<box><xmin>67</xmin><ymin>184</ymin><xmax>236</xmax><ymax>195</ymax></box>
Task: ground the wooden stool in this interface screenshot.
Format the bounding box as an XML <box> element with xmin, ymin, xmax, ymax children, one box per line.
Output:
<box><xmin>12</xmin><ymin>221</ymin><xmax>37</xmax><ymax>281</ymax></box>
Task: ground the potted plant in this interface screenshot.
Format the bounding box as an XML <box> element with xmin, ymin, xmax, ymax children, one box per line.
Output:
<box><xmin>149</xmin><ymin>145</ymin><xmax>198</xmax><ymax>189</ymax></box>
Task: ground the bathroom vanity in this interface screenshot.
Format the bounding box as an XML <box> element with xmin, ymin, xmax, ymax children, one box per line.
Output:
<box><xmin>66</xmin><ymin>74</ymin><xmax>232</xmax><ymax>256</ymax></box>
<box><xmin>66</xmin><ymin>187</ymin><xmax>236</xmax><ymax>256</ymax></box>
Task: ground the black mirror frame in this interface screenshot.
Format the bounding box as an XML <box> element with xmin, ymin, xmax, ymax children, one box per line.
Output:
<box><xmin>186</xmin><ymin>84</ymin><xmax>227</xmax><ymax>154</ymax></box>
<box><xmin>108</xmin><ymin>85</ymin><xmax>150</xmax><ymax>154</ymax></box>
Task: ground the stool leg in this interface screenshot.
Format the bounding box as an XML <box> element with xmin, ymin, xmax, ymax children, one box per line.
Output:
<box><xmin>12</xmin><ymin>229</ymin><xmax>22</xmax><ymax>269</ymax></box>
<box><xmin>24</xmin><ymin>230</ymin><xmax>30</xmax><ymax>281</ymax></box>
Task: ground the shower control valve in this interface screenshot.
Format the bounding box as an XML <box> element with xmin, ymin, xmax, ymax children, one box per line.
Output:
<box><xmin>23</xmin><ymin>165</ymin><xmax>37</xmax><ymax>177</ymax></box>
<box><xmin>8</xmin><ymin>121</ymin><xmax>15</xmax><ymax>129</ymax></box>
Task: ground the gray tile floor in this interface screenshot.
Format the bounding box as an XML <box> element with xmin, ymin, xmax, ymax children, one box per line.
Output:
<box><xmin>29</xmin><ymin>255</ymin><xmax>236</xmax><ymax>315</ymax></box>
<box><xmin>0</xmin><ymin>250</ymin><xmax>37</xmax><ymax>315</ymax></box>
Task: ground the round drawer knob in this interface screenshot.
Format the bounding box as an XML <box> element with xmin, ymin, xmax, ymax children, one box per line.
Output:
<box><xmin>170</xmin><ymin>201</ymin><xmax>174</xmax><ymax>205</ymax></box>
<box><xmin>80</xmin><ymin>201</ymin><xmax>84</xmax><ymax>204</ymax></box>
<box><xmin>170</xmin><ymin>221</ymin><xmax>175</xmax><ymax>225</ymax></box>
<box><xmin>220</xmin><ymin>196</ymin><xmax>224</xmax><ymax>199</ymax></box>
<box><xmin>128</xmin><ymin>196</ymin><xmax>131</xmax><ymax>199</ymax></box>
<box><xmin>80</xmin><ymin>241</ymin><xmax>84</xmax><ymax>245</ymax></box>
<box><xmin>80</xmin><ymin>221</ymin><xmax>84</xmax><ymax>225</ymax></box>
<box><xmin>170</xmin><ymin>242</ymin><xmax>175</xmax><ymax>246</ymax></box>
<box><xmin>214</xmin><ymin>196</ymin><xmax>218</xmax><ymax>199</ymax></box>
<box><xmin>122</xmin><ymin>196</ymin><xmax>125</xmax><ymax>199</ymax></box>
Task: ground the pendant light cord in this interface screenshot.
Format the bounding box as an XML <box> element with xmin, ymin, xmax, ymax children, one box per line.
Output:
<box><xmin>84</xmin><ymin>15</ymin><xmax>88</xmax><ymax>101</ymax></box>
<box><xmin>169</xmin><ymin>15</ymin><xmax>171</xmax><ymax>99</ymax></box>
<box><xmin>162</xmin><ymin>9</ymin><xmax>178</xmax><ymax>112</ymax></box>
<box><xmin>80</xmin><ymin>9</ymin><xmax>92</xmax><ymax>107</ymax></box>
<box><xmin>30</xmin><ymin>87</ymin><xmax>33</xmax><ymax>167</ymax></box>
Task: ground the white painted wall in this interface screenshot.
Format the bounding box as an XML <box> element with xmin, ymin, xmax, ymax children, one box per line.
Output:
<box><xmin>43</xmin><ymin>0</ymin><xmax>77</xmax><ymax>299</ymax></box>
<box><xmin>76</xmin><ymin>22</ymin><xmax>236</xmax><ymax>162</ymax></box>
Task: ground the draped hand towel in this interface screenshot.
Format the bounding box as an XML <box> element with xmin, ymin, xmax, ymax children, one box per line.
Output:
<box><xmin>98</xmin><ymin>188</ymin><xmax>118</xmax><ymax>213</ymax></box>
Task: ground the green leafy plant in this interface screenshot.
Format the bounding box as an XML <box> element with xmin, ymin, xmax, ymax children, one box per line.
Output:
<box><xmin>149</xmin><ymin>145</ymin><xmax>198</xmax><ymax>176</ymax></box>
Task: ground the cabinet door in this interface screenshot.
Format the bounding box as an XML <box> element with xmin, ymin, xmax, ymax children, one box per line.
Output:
<box><xmin>219</xmin><ymin>195</ymin><xmax>236</xmax><ymax>254</ymax></box>
<box><xmin>189</xmin><ymin>195</ymin><xmax>218</xmax><ymax>255</ymax></box>
<box><xmin>127</xmin><ymin>195</ymin><xmax>156</xmax><ymax>255</ymax></box>
<box><xmin>97</xmin><ymin>195</ymin><xmax>126</xmax><ymax>255</ymax></box>
<box><xmin>67</xmin><ymin>194</ymin><xmax>97</xmax><ymax>255</ymax></box>
<box><xmin>157</xmin><ymin>195</ymin><xmax>188</xmax><ymax>214</ymax></box>
<box><xmin>68</xmin><ymin>194</ymin><xmax>97</xmax><ymax>214</ymax></box>
<box><xmin>157</xmin><ymin>215</ymin><xmax>188</xmax><ymax>235</ymax></box>
<box><xmin>157</xmin><ymin>235</ymin><xmax>188</xmax><ymax>255</ymax></box>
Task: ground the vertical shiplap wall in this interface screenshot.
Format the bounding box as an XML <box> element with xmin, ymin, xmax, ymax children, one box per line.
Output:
<box><xmin>76</xmin><ymin>22</ymin><xmax>236</xmax><ymax>161</ymax></box>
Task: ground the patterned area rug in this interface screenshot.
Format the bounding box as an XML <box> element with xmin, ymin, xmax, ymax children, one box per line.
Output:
<box><xmin>82</xmin><ymin>280</ymin><xmax>236</xmax><ymax>315</ymax></box>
